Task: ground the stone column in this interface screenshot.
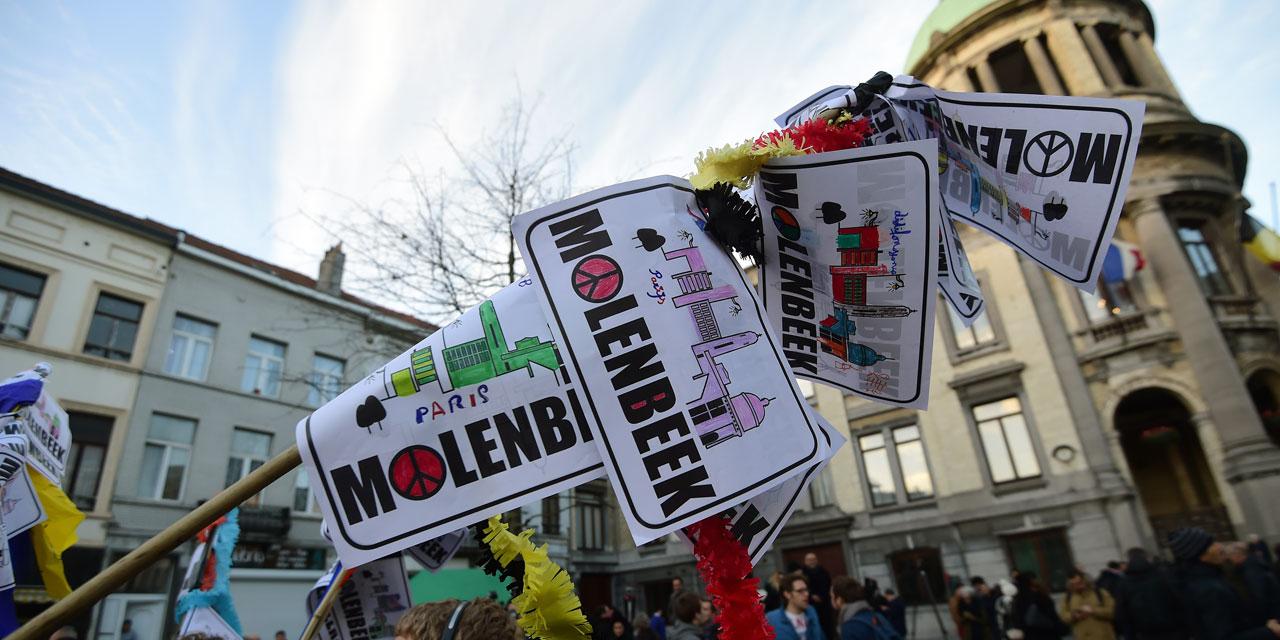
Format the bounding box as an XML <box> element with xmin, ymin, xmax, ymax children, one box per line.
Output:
<box><xmin>1136</xmin><ymin>32</ymin><xmax>1183</xmax><ymax>99</ymax></box>
<box><xmin>1117</xmin><ymin>31</ymin><xmax>1159</xmax><ymax>89</ymax></box>
<box><xmin>1131</xmin><ymin>198</ymin><xmax>1280</xmax><ymax>537</ymax></box>
<box><xmin>1079</xmin><ymin>24</ymin><xmax>1125</xmax><ymax>89</ymax></box>
<box><xmin>1041</xmin><ymin>19</ymin><xmax>1107</xmax><ymax>95</ymax></box>
<box><xmin>974</xmin><ymin>58</ymin><xmax>1000</xmax><ymax>92</ymax></box>
<box><xmin>1023</xmin><ymin>36</ymin><xmax>1065</xmax><ymax>95</ymax></box>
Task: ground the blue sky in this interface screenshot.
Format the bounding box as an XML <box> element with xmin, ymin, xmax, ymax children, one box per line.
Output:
<box><xmin>1</xmin><ymin>0</ymin><xmax>1277</xmax><ymax>286</ymax></box>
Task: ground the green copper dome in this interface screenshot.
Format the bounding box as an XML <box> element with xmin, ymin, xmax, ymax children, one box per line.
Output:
<box><xmin>905</xmin><ymin>0</ymin><xmax>1001</xmax><ymax>71</ymax></box>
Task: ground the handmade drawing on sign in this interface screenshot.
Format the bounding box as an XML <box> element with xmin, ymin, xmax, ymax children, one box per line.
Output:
<box><xmin>757</xmin><ymin>141</ymin><xmax>939</xmax><ymax>409</ymax></box>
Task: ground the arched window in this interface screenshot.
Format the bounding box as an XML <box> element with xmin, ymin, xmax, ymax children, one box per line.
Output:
<box><xmin>1246</xmin><ymin>369</ymin><xmax>1280</xmax><ymax>446</ymax></box>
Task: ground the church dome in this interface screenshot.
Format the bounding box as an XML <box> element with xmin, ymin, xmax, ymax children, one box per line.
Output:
<box><xmin>905</xmin><ymin>0</ymin><xmax>1002</xmax><ymax>71</ymax></box>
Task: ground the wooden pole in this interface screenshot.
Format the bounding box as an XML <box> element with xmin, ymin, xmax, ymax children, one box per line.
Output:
<box><xmin>11</xmin><ymin>445</ymin><xmax>303</xmax><ymax>640</ymax></box>
<box><xmin>298</xmin><ymin>567</ymin><xmax>352</xmax><ymax>640</ymax></box>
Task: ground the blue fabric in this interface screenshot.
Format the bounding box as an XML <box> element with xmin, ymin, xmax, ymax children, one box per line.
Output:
<box><xmin>175</xmin><ymin>508</ymin><xmax>243</xmax><ymax>635</ymax></box>
<box><xmin>840</xmin><ymin>611</ymin><xmax>902</xmax><ymax>640</ymax></box>
<box><xmin>1101</xmin><ymin>243</ymin><xmax>1126</xmax><ymax>283</ymax></box>
<box><xmin>0</xmin><ymin>375</ymin><xmax>42</xmax><ymax>413</ymax></box>
<box><xmin>650</xmin><ymin>612</ymin><xmax>666</xmax><ymax>640</ymax></box>
<box><xmin>766</xmin><ymin>607</ymin><xmax>827</xmax><ymax>640</ymax></box>
<box><xmin>0</xmin><ymin>587</ymin><xmax>17</xmax><ymax>637</ymax></box>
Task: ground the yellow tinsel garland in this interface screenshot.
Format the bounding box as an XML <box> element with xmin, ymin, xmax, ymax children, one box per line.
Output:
<box><xmin>689</xmin><ymin>136</ymin><xmax>805</xmax><ymax>190</ymax></box>
<box><xmin>482</xmin><ymin>515</ymin><xmax>592</xmax><ymax>640</ymax></box>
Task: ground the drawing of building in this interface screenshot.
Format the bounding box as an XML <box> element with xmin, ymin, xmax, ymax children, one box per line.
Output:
<box><xmin>819</xmin><ymin>224</ymin><xmax>907</xmax><ymax>366</ymax></box>
<box><xmin>661</xmin><ymin>243</ymin><xmax>770</xmax><ymax>447</ymax></box>
<box><xmin>384</xmin><ymin>299</ymin><xmax>561</xmax><ymax>396</ymax></box>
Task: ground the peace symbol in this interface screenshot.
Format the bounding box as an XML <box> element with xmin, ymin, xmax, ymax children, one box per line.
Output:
<box><xmin>1022</xmin><ymin>130</ymin><xmax>1074</xmax><ymax>178</ymax></box>
<box><xmin>389</xmin><ymin>445</ymin><xmax>447</xmax><ymax>501</ymax></box>
<box><xmin>572</xmin><ymin>254</ymin><xmax>624</xmax><ymax>303</ymax></box>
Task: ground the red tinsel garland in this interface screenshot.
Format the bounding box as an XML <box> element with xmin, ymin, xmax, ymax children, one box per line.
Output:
<box><xmin>754</xmin><ymin>116</ymin><xmax>873</xmax><ymax>155</ymax></box>
<box><xmin>688</xmin><ymin>515</ymin><xmax>774</xmax><ymax>640</ymax></box>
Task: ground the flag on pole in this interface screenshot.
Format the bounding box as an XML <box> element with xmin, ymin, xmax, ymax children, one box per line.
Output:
<box><xmin>1101</xmin><ymin>239</ymin><xmax>1145</xmax><ymax>283</ymax></box>
<box><xmin>1242</xmin><ymin>213</ymin><xmax>1280</xmax><ymax>271</ymax></box>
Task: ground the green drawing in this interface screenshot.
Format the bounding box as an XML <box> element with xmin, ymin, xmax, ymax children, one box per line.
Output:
<box><xmin>386</xmin><ymin>300</ymin><xmax>560</xmax><ymax>396</ymax></box>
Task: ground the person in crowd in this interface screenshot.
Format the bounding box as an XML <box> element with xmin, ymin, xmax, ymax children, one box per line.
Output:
<box><xmin>1060</xmin><ymin>568</ymin><xmax>1116</xmax><ymax>640</ymax></box>
<box><xmin>971</xmin><ymin>577</ymin><xmax>999</xmax><ymax>640</ymax></box>
<box><xmin>1248</xmin><ymin>535</ymin><xmax>1274</xmax><ymax>566</ymax></box>
<box><xmin>117</xmin><ymin>619</ymin><xmax>138</xmax><ymax>640</ymax></box>
<box><xmin>650</xmin><ymin>609</ymin><xmax>667</xmax><ymax>640</ymax></box>
<box><xmin>668</xmin><ymin>577</ymin><xmax>686</xmax><ymax>623</ymax></box>
<box><xmin>610</xmin><ymin>619</ymin><xmax>633</xmax><ymax>640</ymax></box>
<box><xmin>880</xmin><ymin>589</ymin><xmax>907</xmax><ymax>638</ymax></box>
<box><xmin>244</xmin><ymin>635</ymin><xmax>262</xmax><ymax>640</ymax></box>
<box><xmin>274</xmin><ymin>631</ymin><xmax>287</xmax><ymax>640</ymax></box>
<box><xmin>667</xmin><ymin>591</ymin><xmax>708</xmax><ymax>640</ymax></box>
<box><xmin>948</xmin><ymin>584</ymin><xmax>971</xmax><ymax>640</ymax></box>
<box><xmin>994</xmin><ymin>578</ymin><xmax>1017</xmax><ymax>637</ymax></box>
<box><xmin>393</xmin><ymin>597</ymin><xmax>518</xmax><ymax>640</ymax></box>
<box><xmin>766</xmin><ymin>573</ymin><xmax>827</xmax><ymax>640</ymax></box>
<box><xmin>764</xmin><ymin>571</ymin><xmax>785</xmax><ymax>612</ymax></box>
<box><xmin>1096</xmin><ymin>561</ymin><xmax>1127</xmax><ymax>597</ymax></box>
<box><xmin>1114</xmin><ymin>547</ymin><xmax>1187</xmax><ymax>640</ymax></box>
<box><xmin>803</xmin><ymin>553</ymin><xmax>835</xmax><ymax>637</ymax></box>
<box><xmin>596</xmin><ymin>604</ymin><xmax>630</xmax><ymax>640</ymax></box>
<box><xmin>1227</xmin><ymin>541</ymin><xmax>1280</xmax><ymax>623</ymax></box>
<box><xmin>1168</xmin><ymin>526</ymin><xmax>1280</xmax><ymax>640</ymax></box>
<box><xmin>633</xmin><ymin>613</ymin><xmax>659</xmax><ymax>640</ymax></box>
<box><xmin>832</xmin><ymin>575</ymin><xmax>901</xmax><ymax>640</ymax></box>
<box><xmin>1010</xmin><ymin>571</ymin><xmax>1065</xmax><ymax>640</ymax></box>
<box><xmin>700</xmin><ymin>598</ymin><xmax>720</xmax><ymax>640</ymax></box>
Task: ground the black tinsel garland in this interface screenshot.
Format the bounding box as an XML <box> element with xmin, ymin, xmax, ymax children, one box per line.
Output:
<box><xmin>696</xmin><ymin>182</ymin><xmax>764</xmax><ymax>265</ymax></box>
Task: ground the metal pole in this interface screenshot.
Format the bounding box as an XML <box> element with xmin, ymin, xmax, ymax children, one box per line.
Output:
<box><xmin>11</xmin><ymin>445</ymin><xmax>303</xmax><ymax>640</ymax></box>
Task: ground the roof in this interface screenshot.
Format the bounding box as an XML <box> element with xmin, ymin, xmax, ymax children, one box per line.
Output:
<box><xmin>905</xmin><ymin>0</ymin><xmax>1002</xmax><ymax>71</ymax></box>
<box><xmin>0</xmin><ymin>166</ymin><xmax>435</xmax><ymax>331</ymax></box>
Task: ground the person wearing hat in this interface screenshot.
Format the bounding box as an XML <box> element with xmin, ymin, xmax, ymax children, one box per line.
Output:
<box><xmin>1168</xmin><ymin>527</ymin><xmax>1280</xmax><ymax>640</ymax></box>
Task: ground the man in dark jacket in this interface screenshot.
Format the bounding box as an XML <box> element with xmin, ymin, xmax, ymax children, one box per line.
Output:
<box><xmin>1097</xmin><ymin>561</ymin><xmax>1126</xmax><ymax>598</ymax></box>
<box><xmin>1167</xmin><ymin>527</ymin><xmax>1280</xmax><ymax>640</ymax></box>
<box><xmin>1227</xmin><ymin>541</ymin><xmax>1280</xmax><ymax>623</ymax></box>
<box><xmin>803</xmin><ymin>553</ymin><xmax>835</xmax><ymax>638</ymax></box>
<box><xmin>1115</xmin><ymin>548</ymin><xmax>1186</xmax><ymax>640</ymax></box>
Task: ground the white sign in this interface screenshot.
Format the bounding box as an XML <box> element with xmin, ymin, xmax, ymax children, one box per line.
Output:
<box><xmin>0</xmin><ymin>393</ymin><xmax>70</xmax><ymax>484</ymax></box>
<box><xmin>179</xmin><ymin>607</ymin><xmax>243</xmax><ymax>640</ymax></box>
<box><xmin>514</xmin><ymin>176</ymin><xmax>827</xmax><ymax>544</ymax></box>
<box><xmin>936</xmin><ymin>206</ymin><xmax>987</xmax><ymax>325</ymax></box>
<box><xmin>778</xmin><ymin>77</ymin><xmax>1145</xmax><ymax>291</ymax></box>
<box><xmin>678</xmin><ymin>413</ymin><xmax>846</xmax><ymax>565</ymax></box>
<box><xmin>298</xmin><ymin>280</ymin><xmax>605</xmax><ymax>566</ymax></box>
<box><xmin>307</xmin><ymin>556</ymin><xmax>411</xmax><ymax>640</ymax></box>
<box><xmin>757</xmin><ymin>141</ymin><xmax>940</xmax><ymax>408</ymax></box>
<box><xmin>404</xmin><ymin>528</ymin><xmax>466</xmax><ymax>572</ymax></box>
<box><xmin>2</xmin><ymin>467</ymin><xmax>47</xmax><ymax>538</ymax></box>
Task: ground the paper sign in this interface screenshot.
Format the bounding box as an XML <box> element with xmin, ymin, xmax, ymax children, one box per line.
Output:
<box><xmin>777</xmin><ymin>77</ymin><xmax>1145</xmax><ymax>291</ymax></box>
<box><xmin>514</xmin><ymin>176</ymin><xmax>826</xmax><ymax>544</ymax></box>
<box><xmin>298</xmin><ymin>280</ymin><xmax>606</xmax><ymax>566</ymax></box>
<box><xmin>179</xmin><ymin>607</ymin><xmax>243</xmax><ymax>640</ymax></box>
<box><xmin>678</xmin><ymin>413</ymin><xmax>846</xmax><ymax>565</ymax></box>
<box><xmin>3</xmin><ymin>468</ymin><xmax>47</xmax><ymax>538</ymax></box>
<box><xmin>180</xmin><ymin>541</ymin><xmax>210</xmax><ymax>593</ymax></box>
<box><xmin>404</xmin><ymin>528</ymin><xmax>466</xmax><ymax>572</ymax></box>
<box><xmin>757</xmin><ymin>141</ymin><xmax>940</xmax><ymax>408</ymax></box>
<box><xmin>0</xmin><ymin>393</ymin><xmax>70</xmax><ymax>484</ymax></box>
<box><xmin>0</xmin><ymin>518</ymin><xmax>12</xmax><ymax>591</ymax></box>
<box><xmin>936</xmin><ymin>206</ymin><xmax>987</xmax><ymax>325</ymax></box>
<box><xmin>307</xmin><ymin>556</ymin><xmax>411</xmax><ymax>640</ymax></box>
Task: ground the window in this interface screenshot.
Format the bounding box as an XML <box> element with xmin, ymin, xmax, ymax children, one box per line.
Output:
<box><xmin>1178</xmin><ymin>224</ymin><xmax>1231</xmax><ymax>295</ymax></box>
<box><xmin>309</xmin><ymin>354</ymin><xmax>346</xmax><ymax>406</ymax></box>
<box><xmin>1078</xmin><ymin>278</ymin><xmax>1137</xmax><ymax>323</ymax></box>
<box><xmin>808</xmin><ymin>466</ymin><xmax>834</xmax><ymax>507</ymax></box>
<box><xmin>1005</xmin><ymin>529</ymin><xmax>1074</xmax><ymax>592</ymax></box>
<box><xmin>541</xmin><ymin>494</ymin><xmax>561</xmax><ymax>535</ymax></box>
<box><xmin>504</xmin><ymin>507</ymin><xmax>522</xmax><ymax>529</ymax></box>
<box><xmin>973</xmin><ymin>397</ymin><xmax>1042</xmax><ymax>483</ymax></box>
<box><xmin>225</xmin><ymin>428</ymin><xmax>272</xmax><ymax>505</ymax></box>
<box><xmin>138</xmin><ymin>414</ymin><xmax>195</xmax><ymax>501</ymax></box>
<box><xmin>293</xmin><ymin>471</ymin><xmax>316</xmax><ymax>512</ymax></box>
<box><xmin>83</xmin><ymin>292</ymin><xmax>143</xmax><ymax>361</ymax></box>
<box><xmin>987</xmin><ymin>41</ymin><xmax>1042</xmax><ymax>94</ymax></box>
<box><xmin>164</xmin><ymin>315</ymin><xmax>216</xmax><ymax>380</ymax></box>
<box><xmin>798</xmin><ymin>379</ymin><xmax>816</xmax><ymax>400</ymax></box>
<box><xmin>576</xmin><ymin>488</ymin><xmax>606</xmax><ymax>551</ymax></box>
<box><xmin>948</xmin><ymin>305</ymin><xmax>997</xmax><ymax>351</ymax></box>
<box><xmin>0</xmin><ymin>264</ymin><xmax>45</xmax><ymax>339</ymax></box>
<box><xmin>241</xmin><ymin>337</ymin><xmax>286</xmax><ymax>398</ymax></box>
<box><xmin>858</xmin><ymin>424</ymin><xmax>936</xmax><ymax>507</ymax></box>
<box><xmin>63</xmin><ymin>412</ymin><xmax>113</xmax><ymax>510</ymax></box>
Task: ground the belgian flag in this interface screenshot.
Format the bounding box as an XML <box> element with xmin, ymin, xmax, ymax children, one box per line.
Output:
<box><xmin>1241</xmin><ymin>212</ymin><xmax>1280</xmax><ymax>271</ymax></box>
